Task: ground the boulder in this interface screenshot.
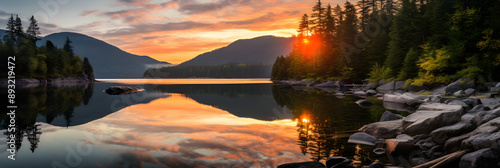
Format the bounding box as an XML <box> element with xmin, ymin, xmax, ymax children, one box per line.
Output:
<box><xmin>465</xmin><ymin>88</ymin><xmax>475</xmax><ymax>95</ymax></box>
<box><xmin>396</xmin><ymin>134</ymin><xmax>414</xmax><ymax>141</ymax></box>
<box><xmin>445</xmin><ymin>132</ymin><xmax>473</xmax><ymax>153</ymax></box>
<box><xmin>380</xmin><ymin>111</ymin><xmax>403</xmax><ymax>122</ymax></box>
<box><xmin>386</xmin><ymin>138</ymin><xmax>414</xmax><ymax>155</ymax></box>
<box><xmin>348</xmin><ymin>132</ymin><xmax>377</xmax><ymax>146</ymax></box>
<box><xmin>383</xmin><ymin>102</ymin><xmax>414</xmax><ymax>113</ymax></box>
<box><xmin>383</xmin><ymin>93</ymin><xmax>426</xmax><ymax>107</ymax></box>
<box><xmin>472</xmin><ymin>108</ymin><xmax>500</xmax><ymax>126</ymax></box>
<box><xmin>378</xmin><ymin>79</ymin><xmax>386</xmax><ymax>86</ymax></box>
<box><xmin>375</xmin><ymin>93</ymin><xmax>384</xmax><ymax>97</ymax></box>
<box><xmin>459</xmin><ymin>148</ymin><xmax>500</xmax><ymax>168</ymax></box>
<box><xmin>462</xmin><ymin>116</ymin><xmax>500</xmax><ymax>150</ymax></box>
<box><xmin>325</xmin><ymin>157</ymin><xmax>354</xmax><ymax>168</ymax></box>
<box><xmin>366</xmin><ymin>89</ymin><xmax>377</xmax><ymax>96</ymax></box>
<box><xmin>480</xmin><ymin>97</ymin><xmax>500</xmax><ymax>110</ymax></box>
<box><xmin>402</xmin><ymin>103</ymin><xmax>463</xmax><ymax>136</ymax></box>
<box><xmin>368</xmin><ymin>161</ymin><xmax>385</xmax><ymax>168</ymax></box>
<box><xmin>496</xmin><ymin>82</ymin><xmax>500</xmax><ymax>88</ymax></box>
<box><xmin>489</xmin><ymin>87</ymin><xmax>500</xmax><ymax>92</ymax></box>
<box><xmin>395</xmin><ymin>81</ymin><xmax>406</xmax><ymax>91</ymax></box>
<box><xmin>354</xmin><ymin>91</ymin><xmax>367</xmax><ymax>96</ymax></box>
<box><xmin>377</xmin><ymin>81</ymin><xmax>395</xmax><ymax>93</ymax></box>
<box><xmin>447</xmin><ymin>100</ymin><xmax>470</xmax><ymax>109</ymax></box>
<box><xmin>314</xmin><ymin>80</ymin><xmax>337</xmax><ymax>88</ymax></box>
<box><xmin>362</xmin><ymin>83</ymin><xmax>377</xmax><ymax>91</ymax></box>
<box><xmin>286</xmin><ymin>80</ymin><xmax>306</xmax><ymax>86</ymax></box>
<box><xmin>278</xmin><ymin>161</ymin><xmax>325</xmax><ymax>168</ymax></box>
<box><xmin>424</xmin><ymin>95</ymin><xmax>442</xmax><ymax>103</ymax></box>
<box><xmin>409</xmin><ymin>85</ymin><xmax>430</xmax><ymax>92</ymax></box>
<box><xmin>453</xmin><ymin>90</ymin><xmax>467</xmax><ymax>98</ymax></box>
<box><xmin>430</xmin><ymin>120</ymin><xmax>476</xmax><ymax>144</ymax></box>
<box><xmin>445</xmin><ymin>78</ymin><xmax>475</xmax><ymax>96</ymax></box>
<box><xmin>104</xmin><ymin>86</ymin><xmax>143</xmax><ymax>95</ymax></box>
<box><xmin>355</xmin><ymin>99</ymin><xmax>373</xmax><ymax>108</ymax></box>
<box><xmin>432</xmin><ymin>86</ymin><xmax>447</xmax><ymax>95</ymax></box>
<box><xmin>359</xmin><ymin>119</ymin><xmax>403</xmax><ymax>139</ymax></box>
<box><xmin>463</xmin><ymin>98</ymin><xmax>481</xmax><ymax>107</ymax></box>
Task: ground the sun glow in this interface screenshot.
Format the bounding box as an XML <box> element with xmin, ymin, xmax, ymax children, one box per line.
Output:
<box><xmin>302</xmin><ymin>118</ymin><xmax>309</xmax><ymax>123</ymax></box>
<box><xmin>303</xmin><ymin>38</ymin><xmax>309</xmax><ymax>44</ymax></box>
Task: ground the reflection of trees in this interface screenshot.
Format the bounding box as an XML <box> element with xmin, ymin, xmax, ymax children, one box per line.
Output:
<box><xmin>1</xmin><ymin>82</ymin><xmax>94</xmax><ymax>153</ymax></box>
<box><xmin>272</xmin><ymin>86</ymin><xmax>383</xmax><ymax>163</ymax></box>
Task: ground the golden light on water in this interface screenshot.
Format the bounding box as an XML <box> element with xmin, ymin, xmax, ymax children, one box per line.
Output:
<box><xmin>302</xmin><ymin>118</ymin><xmax>309</xmax><ymax>123</ymax></box>
<box><xmin>303</xmin><ymin>38</ymin><xmax>309</xmax><ymax>44</ymax></box>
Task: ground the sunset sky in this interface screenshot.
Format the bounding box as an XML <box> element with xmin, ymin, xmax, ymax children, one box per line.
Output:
<box><xmin>0</xmin><ymin>0</ymin><xmax>346</xmax><ymax>64</ymax></box>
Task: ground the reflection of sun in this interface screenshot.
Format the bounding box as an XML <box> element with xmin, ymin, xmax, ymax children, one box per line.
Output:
<box><xmin>302</xmin><ymin>118</ymin><xmax>309</xmax><ymax>123</ymax></box>
<box><xmin>303</xmin><ymin>38</ymin><xmax>309</xmax><ymax>44</ymax></box>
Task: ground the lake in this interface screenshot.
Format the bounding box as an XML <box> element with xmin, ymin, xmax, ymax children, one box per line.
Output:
<box><xmin>0</xmin><ymin>79</ymin><xmax>390</xmax><ymax>168</ymax></box>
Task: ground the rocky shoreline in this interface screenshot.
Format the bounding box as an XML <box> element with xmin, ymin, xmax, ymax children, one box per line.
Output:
<box><xmin>276</xmin><ymin>78</ymin><xmax>500</xmax><ymax>168</ymax></box>
<box><xmin>0</xmin><ymin>75</ymin><xmax>97</xmax><ymax>88</ymax></box>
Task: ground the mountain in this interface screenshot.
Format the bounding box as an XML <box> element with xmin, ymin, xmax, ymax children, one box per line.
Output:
<box><xmin>36</xmin><ymin>32</ymin><xmax>170</xmax><ymax>78</ymax></box>
<box><xmin>180</xmin><ymin>35</ymin><xmax>295</xmax><ymax>66</ymax></box>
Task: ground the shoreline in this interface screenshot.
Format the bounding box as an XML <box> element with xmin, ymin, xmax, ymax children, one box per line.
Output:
<box><xmin>276</xmin><ymin>78</ymin><xmax>500</xmax><ymax>168</ymax></box>
<box><xmin>0</xmin><ymin>77</ymin><xmax>98</xmax><ymax>88</ymax></box>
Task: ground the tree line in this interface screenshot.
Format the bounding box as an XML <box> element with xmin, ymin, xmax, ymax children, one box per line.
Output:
<box><xmin>272</xmin><ymin>0</ymin><xmax>500</xmax><ymax>86</ymax></box>
<box><xmin>0</xmin><ymin>14</ymin><xmax>94</xmax><ymax>79</ymax></box>
<box><xmin>144</xmin><ymin>63</ymin><xmax>272</xmax><ymax>78</ymax></box>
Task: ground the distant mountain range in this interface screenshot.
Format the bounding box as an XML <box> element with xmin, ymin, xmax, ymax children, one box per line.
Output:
<box><xmin>180</xmin><ymin>36</ymin><xmax>295</xmax><ymax>66</ymax></box>
<box><xmin>0</xmin><ymin>29</ymin><xmax>170</xmax><ymax>78</ymax></box>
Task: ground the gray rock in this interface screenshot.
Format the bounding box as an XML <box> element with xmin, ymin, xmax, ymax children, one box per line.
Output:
<box><xmin>465</xmin><ymin>88</ymin><xmax>475</xmax><ymax>95</ymax></box>
<box><xmin>375</xmin><ymin>93</ymin><xmax>384</xmax><ymax>97</ymax></box>
<box><xmin>447</xmin><ymin>100</ymin><xmax>470</xmax><ymax>109</ymax></box>
<box><xmin>473</xmin><ymin>108</ymin><xmax>500</xmax><ymax>126</ymax></box>
<box><xmin>314</xmin><ymin>80</ymin><xmax>337</xmax><ymax>88</ymax></box>
<box><xmin>395</xmin><ymin>81</ymin><xmax>406</xmax><ymax>91</ymax></box>
<box><xmin>373</xmin><ymin>148</ymin><xmax>386</xmax><ymax>155</ymax></box>
<box><xmin>380</xmin><ymin>111</ymin><xmax>404</xmax><ymax>122</ymax></box>
<box><xmin>383</xmin><ymin>93</ymin><xmax>425</xmax><ymax>107</ymax></box>
<box><xmin>396</xmin><ymin>134</ymin><xmax>414</xmax><ymax>141</ymax></box>
<box><xmin>430</xmin><ymin>120</ymin><xmax>476</xmax><ymax>144</ymax></box>
<box><xmin>445</xmin><ymin>78</ymin><xmax>475</xmax><ymax>96</ymax></box>
<box><xmin>432</xmin><ymin>86</ymin><xmax>447</xmax><ymax>95</ymax></box>
<box><xmin>383</xmin><ymin>102</ymin><xmax>414</xmax><ymax>112</ymax></box>
<box><xmin>496</xmin><ymin>82</ymin><xmax>500</xmax><ymax>88</ymax></box>
<box><xmin>377</xmin><ymin>81</ymin><xmax>395</xmax><ymax>93</ymax></box>
<box><xmin>348</xmin><ymin>132</ymin><xmax>377</xmax><ymax>146</ymax></box>
<box><xmin>409</xmin><ymin>85</ymin><xmax>429</xmax><ymax>92</ymax></box>
<box><xmin>424</xmin><ymin>95</ymin><xmax>442</xmax><ymax>103</ymax></box>
<box><xmin>445</xmin><ymin>132</ymin><xmax>473</xmax><ymax>153</ymax></box>
<box><xmin>403</xmin><ymin>103</ymin><xmax>463</xmax><ymax>136</ymax></box>
<box><xmin>490</xmin><ymin>87</ymin><xmax>500</xmax><ymax>92</ymax></box>
<box><xmin>355</xmin><ymin>99</ymin><xmax>373</xmax><ymax>108</ymax></box>
<box><xmin>463</xmin><ymin>98</ymin><xmax>481</xmax><ymax>107</ymax></box>
<box><xmin>354</xmin><ymin>91</ymin><xmax>367</xmax><ymax>96</ymax></box>
<box><xmin>286</xmin><ymin>80</ymin><xmax>306</xmax><ymax>86</ymax></box>
<box><xmin>362</xmin><ymin>83</ymin><xmax>377</xmax><ymax>91</ymax></box>
<box><xmin>335</xmin><ymin>92</ymin><xmax>345</xmax><ymax>96</ymax></box>
<box><xmin>105</xmin><ymin>86</ymin><xmax>143</xmax><ymax>95</ymax></box>
<box><xmin>394</xmin><ymin>89</ymin><xmax>405</xmax><ymax>94</ymax></box>
<box><xmin>278</xmin><ymin>161</ymin><xmax>326</xmax><ymax>168</ymax></box>
<box><xmin>453</xmin><ymin>90</ymin><xmax>467</xmax><ymax>98</ymax></box>
<box><xmin>359</xmin><ymin>119</ymin><xmax>403</xmax><ymax>139</ymax></box>
<box><xmin>462</xmin><ymin>117</ymin><xmax>500</xmax><ymax>150</ymax></box>
<box><xmin>326</xmin><ymin>157</ymin><xmax>354</xmax><ymax>168</ymax></box>
<box><xmin>366</xmin><ymin>89</ymin><xmax>377</xmax><ymax>96</ymax></box>
<box><xmin>480</xmin><ymin>97</ymin><xmax>500</xmax><ymax>109</ymax></box>
<box><xmin>459</xmin><ymin>148</ymin><xmax>499</xmax><ymax>168</ymax></box>
<box><xmin>378</xmin><ymin>79</ymin><xmax>386</xmax><ymax>86</ymax></box>
<box><xmin>368</xmin><ymin>161</ymin><xmax>385</xmax><ymax>168</ymax></box>
<box><xmin>335</xmin><ymin>81</ymin><xmax>345</xmax><ymax>88</ymax></box>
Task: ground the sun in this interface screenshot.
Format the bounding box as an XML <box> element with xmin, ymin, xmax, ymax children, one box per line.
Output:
<box><xmin>303</xmin><ymin>38</ymin><xmax>309</xmax><ymax>44</ymax></box>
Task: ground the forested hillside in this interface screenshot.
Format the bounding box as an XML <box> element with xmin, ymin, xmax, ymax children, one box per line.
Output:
<box><xmin>272</xmin><ymin>0</ymin><xmax>500</xmax><ymax>86</ymax></box>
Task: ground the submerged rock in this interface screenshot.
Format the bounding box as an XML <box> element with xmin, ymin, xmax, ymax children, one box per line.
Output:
<box><xmin>402</xmin><ymin>103</ymin><xmax>463</xmax><ymax>136</ymax></box>
<box><xmin>355</xmin><ymin>99</ymin><xmax>373</xmax><ymax>108</ymax></box>
<box><xmin>105</xmin><ymin>86</ymin><xmax>143</xmax><ymax>95</ymax></box>
<box><xmin>380</xmin><ymin>111</ymin><xmax>403</xmax><ymax>122</ymax></box>
<box><xmin>277</xmin><ymin>161</ymin><xmax>325</xmax><ymax>168</ymax></box>
<box><xmin>354</xmin><ymin>91</ymin><xmax>367</xmax><ymax>96</ymax></box>
<box><xmin>359</xmin><ymin>119</ymin><xmax>403</xmax><ymax>139</ymax></box>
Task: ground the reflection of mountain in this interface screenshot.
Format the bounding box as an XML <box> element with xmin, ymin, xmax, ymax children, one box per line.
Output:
<box><xmin>144</xmin><ymin>84</ymin><xmax>289</xmax><ymax>120</ymax></box>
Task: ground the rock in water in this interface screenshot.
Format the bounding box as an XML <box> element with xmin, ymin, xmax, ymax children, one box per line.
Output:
<box><xmin>459</xmin><ymin>148</ymin><xmax>500</xmax><ymax>168</ymax></box>
<box><xmin>277</xmin><ymin>161</ymin><xmax>325</xmax><ymax>168</ymax></box>
<box><xmin>359</xmin><ymin>119</ymin><xmax>403</xmax><ymax>139</ymax></box>
<box><xmin>348</xmin><ymin>132</ymin><xmax>377</xmax><ymax>146</ymax></box>
<box><xmin>105</xmin><ymin>86</ymin><xmax>142</xmax><ymax>95</ymax></box>
<box><xmin>380</xmin><ymin>111</ymin><xmax>403</xmax><ymax>122</ymax></box>
<box><xmin>325</xmin><ymin>157</ymin><xmax>354</xmax><ymax>168</ymax></box>
<box><xmin>368</xmin><ymin>161</ymin><xmax>385</xmax><ymax>168</ymax></box>
<box><xmin>356</xmin><ymin>99</ymin><xmax>373</xmax><ymax>108</ymax></box>
<box><xmin>402</xmin><ymin>103</ymin><xmax>463</xmax><ymax>136</ymax></box>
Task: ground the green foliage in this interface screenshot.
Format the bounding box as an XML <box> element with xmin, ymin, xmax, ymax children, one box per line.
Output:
<box><xmin>367</xmin><ymin>63</ymin><xmax>390</xmax><ymax>84</ymax></box>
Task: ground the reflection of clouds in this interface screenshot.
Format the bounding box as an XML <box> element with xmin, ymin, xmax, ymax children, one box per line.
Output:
<box><xmin>78</xmin><ymin>94</ymin><xmax>308</xmax><ymax>167</ymax></box>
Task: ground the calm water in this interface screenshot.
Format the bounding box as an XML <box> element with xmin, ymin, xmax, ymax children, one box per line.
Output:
<box><xmin>0</xmin><ymin>79</ymin><xmax>389</xmax><ymax>168</ymax></box>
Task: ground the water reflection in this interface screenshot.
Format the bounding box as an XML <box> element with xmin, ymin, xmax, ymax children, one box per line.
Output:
<box><xmin>272</xmin><ymin>85</ymin><xmax>388</xmax><ymax>165</ymax></box>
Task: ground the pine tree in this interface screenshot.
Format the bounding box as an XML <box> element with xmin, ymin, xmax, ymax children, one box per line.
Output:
<box><xmin>311</xmin><ymin>0</ymin><xmax>325</xmax><ymax>34</ymax></box>
<box><xmin>14</xmin><ymin>15</ymin><xmax>24</xmax><ymax>39</ymax></box>
<box><xmin>333</xmin><ymin>4</ymin><xmax>343</xmax><ymax>39</ymax></box>
<box><xmin>83</xmin><ymin>57</ymin><xmax>94</xmax><ymax>80</ymax></box>
<box><xmin>367</xmin><ymin>0</ymin><xmax>378</xmax><ymax>13</ymax></box>
<box><xmin>26</xmin><ymin>16</ymin><xmax>41</xmax><ymax>43</ymax></box>
<box><xmin>324</xmin><ymin>4</ymin><xmax>335</xmax><ymax>37</ymax></box>
<box><xmin>298</xmin><ymin>14</ymin><xmax>309</xmax><ymax>37</ymax></box>
<box><xmin>4</xmin><ymin>14</ymin><xmax>16</xmax><ymax>43</ymax></box>
<box><xmin>357</xmin><ymin>0</ymin><xmax>371</xmax><ymax>28</ymax></box>
<box><xmin>64</xmin><ymin>37</ymin><xmax>74</xmax><ymax>57</ymax></box>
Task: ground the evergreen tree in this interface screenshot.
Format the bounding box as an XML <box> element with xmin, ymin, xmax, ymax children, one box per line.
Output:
<box><xmin>4</xmin><ymin>14</ymin><xmax>16</xmax><ymax>43</ymax></box>
<box><xmin>64</xmin><ymin>37</ymin><xmax>74</xmax><ymax>57</ymax></box>
<box><xmin>26</xmin><ymin>15</ymin><xmax>41</xmax><ymax>43</ymax></box>
<box><xmin>324</xmin><ymin>4</ymin><xmax>335</xmax><ymax>37</ymax></box>
<box><xmin>14</xmin><ymin>15</ymin><xmax>24</xmax><ymax>39</ymax></box>
<box><xmin>311</xmin><ymin>0</ymin><xmax>325</xmax><ymax>34</ymax></box>
<box><xmin>357</xmin><ymin>0</ymin><xmax>371</xmax><ymax>28</ymax></box>
<box><xmin>333</xmin><ymin>5</ymin><xmax>343</xmax><ymax>39</ymax></box>
<box><xmin>298</xmin><ymin>14</ymin><xmax>310</xmax><ymax>37</ymax></box>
